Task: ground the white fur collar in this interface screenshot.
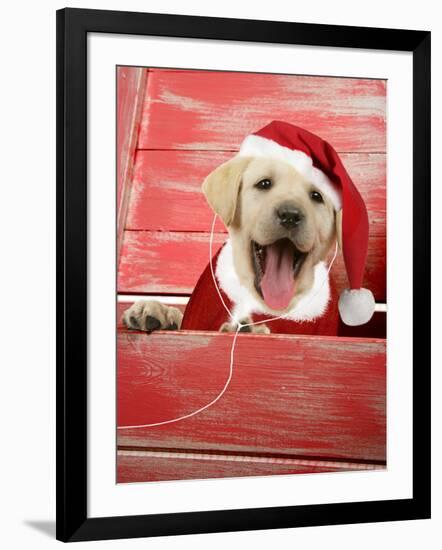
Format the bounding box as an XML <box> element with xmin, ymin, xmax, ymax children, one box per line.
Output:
<box><xmin>215</xmin><ymin>239</ymin><xmax>331</xmax><ymax>324</ymax></box>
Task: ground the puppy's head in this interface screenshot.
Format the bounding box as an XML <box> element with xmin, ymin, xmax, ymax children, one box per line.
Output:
<box><xmin>203</xmin><ymin>156</ymin><xmax>339</xmax><ymax>313</ymax></box>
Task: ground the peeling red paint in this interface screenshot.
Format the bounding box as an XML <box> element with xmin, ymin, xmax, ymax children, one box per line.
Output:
<box><xmin>118</xmin><ymin>331</ymin><xmax>386</xmax><ymax>462</ymax></box>
<box><xmin>138</xmin><ymin>71</ymin><xmax>386</xmax><ymax>152</ymax></box>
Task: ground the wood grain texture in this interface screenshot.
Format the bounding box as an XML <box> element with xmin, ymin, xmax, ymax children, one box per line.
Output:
<box><xmin>117</xmin><ymin>231</ymin><xmax>224</xmax><ymax>295</ymax></box>
<box><xmin>117</xmin><ymin>67</ymin><xmax>148</xmax><ymax>260</ymax></box>
<box><xmin>138</xmin><ymin>70</ymin><xmax>386</xmax><ymax>152</ymax></box>
<box><xmin>117</xmin><ymin>449</ymin><xmax>383</xmax><ymax>483</ymax></box>
<box><xmin>117</xmin><ymin>231</ymin><xmax>386</xmax><ymax>301</ymax></box>
<box><xmin>126</xmin><ymin>150</ymin><xmax>386</xmax><ymax>235</ymax></box>
<box><xmin>117</xmin><ymin>331</ymin><xmax>386</xmax><ymax>462</ymax></box>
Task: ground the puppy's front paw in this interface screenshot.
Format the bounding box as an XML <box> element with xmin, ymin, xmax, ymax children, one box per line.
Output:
<box><xmin>249</xmin><ymin>323</ymin><xmax>270</xmax><ymax>335</ymax></box>
<box><xmin>122</xmin><ymin>300</ymin><xmax>183</xmax><ymax>333</ymax></box>
<box><xmin>219</xmin><ymin>319</ymin><xmax>270</xmax><ymax>334</ymax></box>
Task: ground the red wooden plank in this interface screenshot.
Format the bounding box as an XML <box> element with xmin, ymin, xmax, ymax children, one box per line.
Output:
<box><xmin>126</xmin><ymin>150</ymin><xmax>386</xmax><ymax>235</ymax></box>
<box><xmin>138</xmin><ymin>70</ymin><xmax>386</xmax><ymax>152</ymax></box>
<box><xmin>117</xmin><ymin>331</ymin><xmax>386</xmax><ymax>462</ymax></box>
<box><xmin>117</xmin><ymin>231</ymin><xmax>224</xmax><ymax>295</ymax></box>
<box><xmin>117</xmin><ymin>231</ymin><xmax>386</xmax><ymax>302</ymax></box>
<box><xmin>117</xmin><ymin>450</ymin><xmax>381</xmax><ymax>483</ymax></box>
<box><xmin>117</xmin><ymin>67</ymin><xmax>147</xmax><ymax>261</ymax></box>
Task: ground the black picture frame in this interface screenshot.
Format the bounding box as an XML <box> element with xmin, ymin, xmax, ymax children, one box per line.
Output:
<box><xmin>56</xmin><ymin>7</ymin><xmax>431</xmax><ymax>542</ymax></box>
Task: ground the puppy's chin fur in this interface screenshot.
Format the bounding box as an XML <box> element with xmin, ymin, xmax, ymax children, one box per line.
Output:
<box><xmin>215</xmin><ymin>239</ymin><xmax>331</xmax><ymax>323</ymax></box>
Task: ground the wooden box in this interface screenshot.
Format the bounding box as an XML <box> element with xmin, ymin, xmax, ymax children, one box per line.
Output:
<box><xmin>116</xmin><ymin>67</ymin><xmax>387</xmax><ymax>483</ymax></box>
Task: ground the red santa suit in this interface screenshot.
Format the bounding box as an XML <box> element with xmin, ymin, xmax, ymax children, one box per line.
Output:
<box><xmin>181</xmin><ymin>241</ymin><xmax>342</xmax><ymax>336</ymax></box>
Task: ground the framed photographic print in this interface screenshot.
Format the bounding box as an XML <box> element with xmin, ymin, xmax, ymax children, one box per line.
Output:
<box><xmin>56</xmin><ymin>8</ymin><xmax>431</xmax><ymax>542</ymax></box>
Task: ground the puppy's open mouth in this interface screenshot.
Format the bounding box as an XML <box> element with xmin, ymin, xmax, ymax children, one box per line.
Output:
<box><xmin>252</xmin><ymin>238</ymin><xmax>308</xmax><ymax>311</ymax></box>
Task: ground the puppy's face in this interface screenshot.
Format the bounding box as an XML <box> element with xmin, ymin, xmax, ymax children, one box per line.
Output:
<box><xmin>203</xmin><ymin>156</ymin><xmax>338</xmax><ymax>313</ymax></box>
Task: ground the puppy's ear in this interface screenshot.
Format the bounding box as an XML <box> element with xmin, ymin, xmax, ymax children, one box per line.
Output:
<box><xmin>202</xmin><ymin>157</ymin><xmax>250</xmax><ymax>227</ymax></box>
<box><xmin>335</xmin><ymin>209</ymin><xmax>343</xmax><ymax>249</ymax></box>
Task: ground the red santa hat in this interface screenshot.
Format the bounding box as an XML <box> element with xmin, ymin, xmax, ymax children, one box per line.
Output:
<box><xmin>237</xmin><ymin>120</ymin><xmax>375</xmax><ymax>326</ymax></box>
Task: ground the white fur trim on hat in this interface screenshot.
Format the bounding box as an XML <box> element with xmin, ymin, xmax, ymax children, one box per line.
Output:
<box><xmin>238</xmin><ymin>134</ymin><xmax>342</xmax><ymax>210</ymax></box>
<box><xmin>338</xmin><ymin>288</ymin><xmax>375</xmax><ymax>326</ymax></box>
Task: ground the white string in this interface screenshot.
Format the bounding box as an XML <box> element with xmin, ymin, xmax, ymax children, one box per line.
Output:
<box><xmin>118</xmin><ymin>213</ymin><xmax>338</xmax><ymax>430</ymax></box>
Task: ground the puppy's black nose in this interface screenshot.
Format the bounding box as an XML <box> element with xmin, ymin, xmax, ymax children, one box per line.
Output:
<box><xmin>276</xmin><ymin>204</ymin><xmax>304</xmax><ymax>229</ymax></box>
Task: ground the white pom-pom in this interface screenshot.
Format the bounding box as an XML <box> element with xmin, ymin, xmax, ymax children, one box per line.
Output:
<box><xmin>338</xmin><ymin>288</ymin><xmax>375</xmax><ymax>326</ymax></box>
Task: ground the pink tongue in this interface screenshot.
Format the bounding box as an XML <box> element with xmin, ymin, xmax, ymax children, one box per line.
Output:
<box><xmin>260</xmin><ymin>242</ymin><xmax>295</xmax><ymax>311</ymax></box>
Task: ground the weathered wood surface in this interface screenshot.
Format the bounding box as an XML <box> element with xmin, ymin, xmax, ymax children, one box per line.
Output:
<box><xmin>118</xmin><ymin>231</ymin><xmax>223</xmax><ymax>295</ymax></box>
<box><xmin>126</xmin><ymin>150</ymin><xmax>386</xmax><ymax>235</ymax></box>
<box><xmin>117</xmin><ymin>231</ymin><xmax>386</xmax><ymax>302</ymax></box>
<box><xmin>117</xmin><ymin>449</ymin><xmax>383</xmax><ymax>483</ymax></box>
<box><xmin>138</xmin><ymin>70</ymin><xmax>386</xmax><ymax>152</ymax></box>
<box><xmin>117</xmin><ymin>67</ymin><xmax>147</xmax><ymax>260</ymax></box>
<box><xmin>117</xmin><ymin>331</ymin><xmax>386</xmax><ymax>462</ymax></box>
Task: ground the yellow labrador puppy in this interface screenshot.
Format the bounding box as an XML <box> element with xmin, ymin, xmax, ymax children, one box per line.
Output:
<box><xmin>123</xmin><ymin>122</ymin><xmax>374</xmax><ymax>334</ymax></box>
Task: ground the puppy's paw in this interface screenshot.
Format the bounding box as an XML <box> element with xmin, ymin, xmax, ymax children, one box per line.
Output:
<box><xmin>122</xmin><ymin>301</ymin><xmax>183</xmax><ymax>333</ymax></box>
<box><xmin>219</xmin><ymin>319</ymin><xmax>270</xmax><ymax>334</ymax></box>
<box><xmin>250</xmin><ymin>323</ymin><xmax>270</xmax><ymax>335</ymax></box>
<box><xmin>219</xmin><ymin>321</ymin><xmax>236</xmax><ymax>333</ymax></box>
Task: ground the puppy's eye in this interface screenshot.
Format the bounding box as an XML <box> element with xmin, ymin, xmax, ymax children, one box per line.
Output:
<box><xmin>310</xmin><ymin>190</ymin><xmax>324</xmax><ymax>203</ymax></box>
<box><xmin>255</xmin><ymin>178</ymin><xmax>272</xmax><ymax>190</ymax></box>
